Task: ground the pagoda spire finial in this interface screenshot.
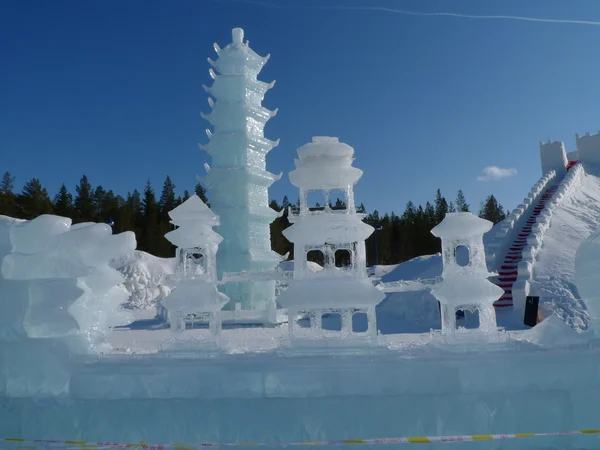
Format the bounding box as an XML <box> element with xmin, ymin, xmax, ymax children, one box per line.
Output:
<box><xmin>232</xmin><ymin>28</ymin><xmax>244</xmax><ymax>45</ymax></box>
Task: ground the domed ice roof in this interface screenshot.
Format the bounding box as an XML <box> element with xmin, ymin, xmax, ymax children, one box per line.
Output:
<box><xmin>431</xmin><ymin>212</ymin><xmax>493</xmax><ymax>239</ymax></box>
<box><xmin>296</xmin><ymin>136</ymin><xmax>354</xmax><ymax>160</ymax></box>
<box><xmin>289</xmin><ymin>137</ymin><xmax>362</xmax><ymax>190</ymax></box>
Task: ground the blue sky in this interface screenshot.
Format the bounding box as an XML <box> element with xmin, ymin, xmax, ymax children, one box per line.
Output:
<box><xmin>1</xmin><ymin>0</ymin><xmax>599</xmax><ymax>216</ymax></box>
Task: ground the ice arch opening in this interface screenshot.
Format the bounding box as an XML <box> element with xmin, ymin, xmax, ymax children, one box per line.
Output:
<box><xmin>455</xmin><ymin>245</ymin><xmax>470</xmax><ymax>267</ymax></box>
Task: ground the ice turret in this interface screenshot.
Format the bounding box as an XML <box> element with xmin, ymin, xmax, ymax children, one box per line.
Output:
<box><xmin>200</xmin><ymin>28</ymin><xmax>282</xmax><ymax>313</ymax></box>
<box><xmin>278</xmin><ymin>137</ymin><xmax>385</xmax><ymax>343</ymax></box>
<box><xmin>430</xmin><ymin>213</ymin><xmax>504</xmax><ymax>334</ymax></box>
<box><xmin>161</xmin><ymin>195</ymin><xmax>229</xmax><ymax>340</ymax></box>
<box><xmin>165</xmin><ymin>195</ymin><xmax>222</xmax><ymax>280</ymax></box>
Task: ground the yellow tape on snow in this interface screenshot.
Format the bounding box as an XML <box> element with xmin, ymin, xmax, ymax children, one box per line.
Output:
<box><xmin>3</xmin><ymin>429</ymin><xmax>600</xmax><ymax>448</ymax></box>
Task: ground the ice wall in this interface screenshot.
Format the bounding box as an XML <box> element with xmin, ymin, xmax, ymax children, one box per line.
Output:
<box><xmin>3</xmin><ymin>342</ymin><xmax>600</xmax><ymax>450</ymax></box>
<box><xmin>577</xmin><ymin>131</ymin><xmax>600</xmax><ymax>165</ymax></box>
<box><xmin>540</xmin><ymin>140</ymin><xmax>567</xmax><ymax>177</ymax></box>
<box><xmin>0</xmin><ymin>215</ymin><xmax>136</xmax><ymax>351</ymax></box>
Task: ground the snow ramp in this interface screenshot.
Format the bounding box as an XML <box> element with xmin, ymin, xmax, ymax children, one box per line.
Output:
<box><xmin>527</xmin><ymin>162</ymin><xmax>600</xmax><ymax>330</ymax></box>
<box><xmin>488</xmin><ymin>132</ymin><xmax>600</xmax><ymax>330</ymax></box>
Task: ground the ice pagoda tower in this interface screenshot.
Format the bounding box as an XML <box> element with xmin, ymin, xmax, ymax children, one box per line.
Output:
<box><xmin>200</xmin><ymin>28</ymin><xmax>282</xmax><ymax>311</ymax></box>
<box><xmin>277</xmin><ymin>137</ymin><xmax>386</xmax><ymax>342</ymax></box>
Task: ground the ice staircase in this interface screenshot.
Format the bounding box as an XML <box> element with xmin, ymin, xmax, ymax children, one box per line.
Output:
<box><xmin>493</xmin><ymin>184</ymin><xmax>560</xmax><ymax>308</ymax></box>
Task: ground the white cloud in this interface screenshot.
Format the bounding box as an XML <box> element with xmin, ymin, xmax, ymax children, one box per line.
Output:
<box><xmin>476</xmin><ymin>166</ymin><xmax>517</xmax><ymax>181</ymax></box>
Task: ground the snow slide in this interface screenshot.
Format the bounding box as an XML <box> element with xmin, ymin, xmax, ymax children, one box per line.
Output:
<box><xmin>528</xmin><ymin>163</ymin><xmax>600</xmax><ymax>330</ymax></box>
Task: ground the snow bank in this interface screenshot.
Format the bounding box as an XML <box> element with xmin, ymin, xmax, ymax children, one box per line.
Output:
<box><xmin>278</xmin><ymin>260</ymin><xmax>323</xmax><ymax>273</ymax></box>
<box><xmin>530</xmin><ymin>163</ymin><xmax>600</xmax><ymax>330</ymax></box>
<box><xmin>485</xmin><ymin>170</ymin><xmax>557</xmax><ymax>271</ymax></box>
<box><xmin>377</xmin><ymin>254</ymin><xmax>442</xmax><ymax>334</ymax></box>
<box><xmin>110</xmin><ymin>251</ymin><xmax>176</xmax><ymax>310</ymax></box>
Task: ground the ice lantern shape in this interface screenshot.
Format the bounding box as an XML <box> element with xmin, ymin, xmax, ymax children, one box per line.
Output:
<box><xmin>200</xmin><ymin>28</ymin><xmax>283</xmax><ymax>313</ymax></box>
<box><xmin>161</xmin><ymin>195</ymin><xmax>229</xmax><ymax>337</ymax></box>
<box><xmin>430</xmin><ymin>213</ymin><xmax>504</xmax><ymax>333</ymax></box>
<box><xmin>165</xmin><ymin>195</ymin><xmax>222</xmax><ymax>281</ymax></box>
<box><xmin>277</xmin><ymin>137</ymin><xmax>386</xmax><ymax>342</ymax></box>
<box><xmin>575</xmin><ymin>229</ymin><xmax>600</xmax><ymax>336</ymax></box>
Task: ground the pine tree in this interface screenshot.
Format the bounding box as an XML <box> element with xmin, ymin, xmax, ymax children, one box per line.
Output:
<box><xmin>479</xmin><ymin>195</ymin><xmax>507</xmax><ymax>224</ymax></box>
<box><xmin>159</xmin><ymin>176</ymin><xmax>177</xmax><ymax>217</ymax></box>
<box><xmin>183</xmin><ymin>190</ymin><xmax>191</xmax><ymax>202</ymax></box>
<box><xmin>434</xmin><ymin>189</ymin><xmax>448</xmax><ymax>223</ymax></box>
<box><xmin>93</xmin><ymin>185</ymin><xmax>107</xmax><ymax>220</ymax></box>
<box><xmin>332</xmin><ymin>197</ymin><xmax>346</xmax><ymax>210</ymax></box>
<box><xmin>424</xmin><ymin>202</ymin><xmax>436</xmax><ymax>228</ymax></box>
<box><xmin>53</xmin><ymin>183</ymin><xmax>73</xmax><ymax>218</ymax></box>
<box><xmin>0</xmin><ymin>171</ymin><xmax>17</xmax><ymax>217</ymax></box>
<box><xmin>195</xmin><ymin>182</ymin><xmax>208</xmax><ymax>204</ymax></box>
<box><xmin>17</xmin><ymin>178</ymin><xmax>53</xmax><ymax>219</ymax></box>
<box><xmin>448</xmin><ymin>201</ymin><xmax>456</xmax><ymax>213</ymax></box>
<box><xmin>356</xmin><ymin>202</ymin><xmax>366</xmax><ymax>214</ymax></box>
<box><xmin>456</xmin><ymin>189</ymin><xmax>470</xmax><ymax>212</ymax></box>
<box><xmin>74</xmin><ymin>175</ymin><xmax>95</xmax><ymax>222</ymax></box>
<box><xmin>140</xmin><ymin>180</ymin><xmax>160</xmax><ymax>254</ymax></box>
<box><xmin>1</xmin><ymin>172</ymin><xmax>15</xmax><ymax>194</ymax></box>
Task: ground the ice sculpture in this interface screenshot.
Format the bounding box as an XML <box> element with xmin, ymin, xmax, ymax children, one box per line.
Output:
<box><xmin>0</xmin><ymin>215</ymin><xmax>136</xmax><ymax>352</ymax></box>
<box><xmin>160</xmin><ymin>195</ymin><xmax>229</xmax><ymax>339</ymax></box>
<box><xmin>200</xmin><ymin>28</ymin><xmax>283</xmax><ymax>313</ymax></box>
<box><xmin>277</xmin><ymin>137</ymin><xmax>385</xmax><ymax>342</ymax></box>
<box><xmin>430</xmin><ymin>213</ymin><xmax>504</xmax><ymax>333</ymax></box>
<box><xmin>575</xmin><ymin>229</ymin><xmax>600</xmax><ymax>336</ymax></box>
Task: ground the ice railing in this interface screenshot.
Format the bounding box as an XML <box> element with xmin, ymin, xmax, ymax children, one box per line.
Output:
<box><xmin>288</xmin><ymin>207</ymin><xmax>366</xmax><ymax>218</ymax></box>
<box><xmin>485</xmin><ymin>170</ymin><xmax>557</xmax><ymax>271</ymax></box>
<box><xmin>512</xmin><ymin>163</ymin><xmax>585</xmax><ymax>310</ymax></box>
<box><xmin>375</xmin><ymin>277</ymin><xmax>442</xmax><ymax>293</ymax></box>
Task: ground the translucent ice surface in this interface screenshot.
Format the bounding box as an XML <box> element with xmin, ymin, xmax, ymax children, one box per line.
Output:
<box><xmin>200</xmin><ymin>29</ymin><xmax>282</xmax><ymax>312</ymax></box>
<box><xmin>430</xmin><ymin>213</ymin><xmax>502</xmax><ymax>333</ymax></box>
<box><xmin>0</xmin><ymin>214</ymin><xmax>136</xmax><ymax>350</ymax></box>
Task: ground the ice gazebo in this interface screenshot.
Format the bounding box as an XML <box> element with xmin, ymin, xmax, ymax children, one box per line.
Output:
<box><xmin>277</xmin><ymin>137</ymin><xmax>386</xmax><ymax>342</ymax></box>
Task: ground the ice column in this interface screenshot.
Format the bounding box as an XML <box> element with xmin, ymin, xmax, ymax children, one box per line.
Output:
<box><xmin>430</xmin><ymin>213</ymin><xmax>504</xmax><ymax>333</ymax></box>
<box><xmin>200</xmin><ymin>28</ymin><xmax>283</xmax><ymax>312</ymax></box>
<box><xmin>161</xmin><ymin>195</ymin><xmax>229</xmax><ymax>339</ymax></box>
<box><xmin>277</xmin><ymin>137</ymin><xmax>386</xmax><ymax>342</ymax></box>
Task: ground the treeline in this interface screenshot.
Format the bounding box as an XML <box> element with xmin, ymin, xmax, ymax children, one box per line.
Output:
<box><xmin>269</xmin><ymin>189</ymin><xmax>507</xmax><ymax>266</ymax></box>
<box><xmin>0</xmin><ymin>172</ymin><xmax>207</xmax><ymax>257</ymax></box>
<box><xmin>0</xmin><ymin>171</ymin><xmax>507</xmax><ymax>263</ymax></box>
